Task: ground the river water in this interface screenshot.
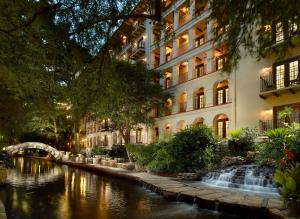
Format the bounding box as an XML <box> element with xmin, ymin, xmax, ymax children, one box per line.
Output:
<box><xmin>0</xmin><ymin>158</ymin><xmax>239</xmax><ymax>219</ymax></box>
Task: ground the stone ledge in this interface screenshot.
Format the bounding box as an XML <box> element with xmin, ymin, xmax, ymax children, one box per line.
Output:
<box><xmin>60</xmin><ymin>160</ymin><xmax>290</xmax><ymax>219</ymax></box>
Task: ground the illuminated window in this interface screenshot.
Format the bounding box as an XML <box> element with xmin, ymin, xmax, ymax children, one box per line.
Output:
<box><xmin>217</xmin><ymin>83</ymin><xmax>229</xmax><ymax>105</ymax></box>
<box><xmin>276</xmin><ymin>64</ymin><xmax>285</xmax><ymax>89</ymax></box>
<box><xmin>198</xmin><ymin>94</ymin><xmax>205</xmax><ymax>109</ymax></box>
<box><xmin>103</xmin><ymin>135</ymin><xmax>108</xmax><ymax>146</ymax></box>
<box><xmin>195</xmin><ymin>88</ymin><xmax>205</xmax><ymax>109</ymax></box>
<box><xmin>165</xmin><ymin>77</ymin><xmax>171</xmax><ymax>88</ymax></box>
<box><xmin>113</xmin><ymin>133</ymin><xmax>117</xmax><ymax>145</ymax></box>
<box><xmin>136</xmin><ymin>129</ymin><xmax>142</xmax><ymax>143</ymax></box>
<box><xmin>195</xmin><ymin>36</ymin><xmax>205</xmax><ymax>47</ymax></box>
<box><xmin>217</xmin><ymin>119</ymin><xmax>229</xmax><ymax>138</ymax></box>
<box><xmin>216</xmin><ymin>56</ymin><xmax>227</xmax><ymax>70</ymax></box>
<box><xmin>289</xmin><ymin>60</ymin><xmax>299</xmax><ymax>85</ymax></box>
<box><xmin>276</xmin><ymin>22</ymin><xmax>284</xmax><ymax>42</ymax></box>
<box><xmin>195</xmin><ymin>64</ymin><xmax>205</xmax><ymax>77</ymax></box>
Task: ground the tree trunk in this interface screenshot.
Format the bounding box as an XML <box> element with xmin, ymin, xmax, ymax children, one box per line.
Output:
<box><xmin>120</xmin><ymin>129</ymin><xmax>132</xmax><ymax>162</ymax></box>
<box><xmin>73</xmin><ymin>122</ymin><xmax>80</xmax><ymax>154</ymax></box>
<box><xmin>53</xmin><ymin>119</ymin><xmax>59</xmax><ymax>148</ymax></box>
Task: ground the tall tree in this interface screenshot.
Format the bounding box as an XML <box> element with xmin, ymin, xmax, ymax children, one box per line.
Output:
<box><xmin>210</xmin><ymin>0</ymin><xmax>300</xmax><ymax>72</ymax></box>
<box><xmin>94</xmin><ymin>60</ymin><xmax>170</xmax><ymax>161</ymax></box>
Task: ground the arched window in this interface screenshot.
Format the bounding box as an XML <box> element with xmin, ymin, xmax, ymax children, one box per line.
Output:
<box><xmin>164</xmin><ymin>123</ymin><xmax>172</xmax><ymax>137</ymax></box>
<box><xmin>216</xmin><ymin>80</ymin><xmax>229</xmax><ymax>105</ymax></box>
<box><xmin>215</xmin><ymin>114</ymin><xmax>229</xmax><ymax>138</ymax></box>
<box><xmin>165</xmin><ymin>98</ymin><xmax>173</xmax><ymax>115</ymax></box>
<box><xmin>165</xmin><ymin>71</ymin><xmax>172</xmax><ymax>89</ymax></box>
<box><xmin>176</xmin><ymin>120</ymin><xmax>186</xmax><ymax>132</ymax></box>
<box><xmin>193</xmin><ymin>117</ymin><xmax>204</xmax><ymax>125</ymax></box>
<box><xmin>194</xmin><ymin>88</ymin><xmax>205</xmax><ymax>109</ymax></box>
<box><xmin>179</xmin><ymin>92</ymin><xmax>187</xmax><ymax>112</ymax></box>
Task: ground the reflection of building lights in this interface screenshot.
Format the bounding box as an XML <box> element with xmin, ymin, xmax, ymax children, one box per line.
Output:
<box><xmin>80</xmin><ymin>176</ymin><xmax>86</xmax><ymax>198</ymax></box>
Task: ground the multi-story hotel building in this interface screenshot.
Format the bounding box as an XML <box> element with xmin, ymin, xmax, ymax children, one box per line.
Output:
<box><xmin>84</xmin><ymin>0</ymin><xmax>300</xmax><ymax>149</ymax></box>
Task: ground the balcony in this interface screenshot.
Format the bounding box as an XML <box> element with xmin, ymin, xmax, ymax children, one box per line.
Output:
<box><xmin>132</xmin><ymin>21</ymin><xmax>145</xmax><ymax>38</ymax></box>
<box><xmin>259</xmin><ymin>116</ymin><xmax>300</xmax><ymax>132</ymax></box>
<box><xmin>260</xmin><ymin>71</ymin><xmax>300</xmax><ymax>99</ymax></box>
<box><xmin>130</xmin><ymin>42</ymin><xmax>145</xmax><ymax>60</ymax></box>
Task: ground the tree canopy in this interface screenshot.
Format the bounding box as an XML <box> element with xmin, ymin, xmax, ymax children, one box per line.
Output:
<box><xmin>211</xmin><ymin>0</ymin><xmax>300</xmax><ymax>72</ymax></box>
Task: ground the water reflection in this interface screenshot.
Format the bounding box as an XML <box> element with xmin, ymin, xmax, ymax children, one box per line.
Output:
<box><xmin>0</xmin><ymin>158</ymin><xmax>239</xmax><ymax>219</ymax></box>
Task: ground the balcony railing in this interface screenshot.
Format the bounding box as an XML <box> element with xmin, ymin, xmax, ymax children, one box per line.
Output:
<box><xmin>260</xmin><ymin>72</ymin><xmax>300</xmax><ymax>93</ymax></box>
<box><xmin>259</xmin><ymin>116</ymin><xmax>300</xmax><ymax>132</ymax></box>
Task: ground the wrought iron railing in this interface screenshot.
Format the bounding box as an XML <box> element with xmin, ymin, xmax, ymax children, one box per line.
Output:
<box><xmin>260</xmin><ymin>71</ymin><xmax>300</xmax><ymax>92</ymax></box>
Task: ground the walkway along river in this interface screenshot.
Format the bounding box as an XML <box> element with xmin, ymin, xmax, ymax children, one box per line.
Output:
<box><xmin>0</xmin><ymin>158</ymin><xmax>242</xmax><ymax>219</ymax></box>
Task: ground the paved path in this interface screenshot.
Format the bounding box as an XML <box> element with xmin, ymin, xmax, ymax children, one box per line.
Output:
<box><xmin>61</xmin><ymin>160</ymin><xmax>297</xmax><ymax>219</ymax></box>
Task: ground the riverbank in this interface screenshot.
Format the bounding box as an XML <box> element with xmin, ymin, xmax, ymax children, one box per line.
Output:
<box><xmin>60</xmin><ymin>160</ymin><xmax>297</xmax><ymax>219</ymax></box>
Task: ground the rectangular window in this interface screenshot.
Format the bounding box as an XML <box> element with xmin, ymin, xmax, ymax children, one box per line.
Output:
<box><xmin>113</xmin><ymin>133</ymin><xmax>117</xmax><ymax>145</ymax></box>
<box><xmin>276</xmin><ymin>64</ymin><xmax>285</xmax><ymax>89</ymax></box>
<box><xmin>217</xmin><ymin>121</ymin><xmax>223</xmax><ymax>138</ymax></box>
<box><xmin>225</xmin><ymin>88</ymin><xmax>229</xmax><ymax>103</ymax></box>
<box><xmin>216</xmin><ymin>56</ymin><xmax>227</xmax><ymax>70</ymax></box>
<box><xmin>276</xmin><ymin>22</ymin><xmax>284</xmax><ymax>42</ymax></box>
<box><xmin>165</xmin><ymin>77</ymin><xmax>171</xmax><ymax>88</ymax></box>
<box><xmin>196</xmin><ymin>64</ymin><xmax>205</xmax><ymax>77</ymax></box>
<box><xmin>217</xmin><ymin>89</ymin><xmax>223</xmax><ymax>104</ymax></box>
<box><xmin>104</xmin><ymin>135</ymin><xmax>108</xmax><ymax>146</ymax></box>
<box><xmin>198</xmin><ymin>94</ymin><xmax>204</xmax><ymax>109</ymax></box>
<box><xmin>195</xmin><ymin>35</ymin><xmax>205</xmax><ymax>47</ymax></box>
<box><xmin>225</xmin><ymin>120</ymin><xmax>229</xmax><ymax>138</ymax></box>
<box><xmin>136</xmin><ymin>129</ymin><xmax>142</xmax><ymax>143</ymax></box>
<box><xmin>289</xmin><ymin>20</ymin><xmax>298</xmax><ymax>35</ymax></box>
<box><xmin>289</xmin><ymin>60</ymin><xmax>299</xmax><ymax>85</ymax></box>
<box><xmin>166</xmin><ymin>53</ymin><xmax>171</xmax><ymax>62</ymax></box>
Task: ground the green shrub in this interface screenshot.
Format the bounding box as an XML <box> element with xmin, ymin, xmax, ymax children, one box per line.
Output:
<box><xmin>92</xmin><ymin>146</ymin><xmax>108</xmax><ymax>156</ymax></box>
<box><xmin>274</xmin><ymin>163</ymin><xmax>300</xmax><ymax>215</ymax></box>
<box><xmin>164</xmin><ymin>125</ymin><xmax>217</xmax><ymax>172</ymax></box>
<box><xmin>228</xmin><ymin>127</ymin><xmax>258</xmax><ymax>155</ymax></box>
<box><xmin>203</xmin><ymin>144</ymin><xmax>217</xmax><ymax>170</ymax></box>
<box><xmin>147</xmin><ymin>144</ymin><xmax>174</xmax><ymax>172</ymax></box>
<box><xmin>126</xmin><ymin>143</ymin><xmax>156</xmax><ymax>166</ymax></box>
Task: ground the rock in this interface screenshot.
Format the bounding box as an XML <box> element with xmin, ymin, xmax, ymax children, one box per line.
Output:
<box><xmin>221</xmin><ymin>156</ymin><xmax>246</xmax><ymax>167</ymax></box>
<box><xmin>261</xmin><ymin>158</ymin><xmax>276</xmax><ymax>167</ymax></box>
<box><xmin>245</xmin><ymin>151</ymin><xmax>256</xmax><ymax>162</ymax></box>
<box><xmin>177</xmin><ymin>173</ymin><xmax>199</xmax><ymax>180</ymax></box>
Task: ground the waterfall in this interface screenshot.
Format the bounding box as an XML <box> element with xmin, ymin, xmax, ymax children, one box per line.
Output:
<box><xmin>199</xmin><ymin>165</ymin><xmax>278</xmax><ymax>195</ymax></box>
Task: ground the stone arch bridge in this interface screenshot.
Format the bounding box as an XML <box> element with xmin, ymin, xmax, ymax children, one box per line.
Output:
<box><xmin>3</xmin><ymin>142</ymin><xmax>62</xmax><ymax>160</ymax></box>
